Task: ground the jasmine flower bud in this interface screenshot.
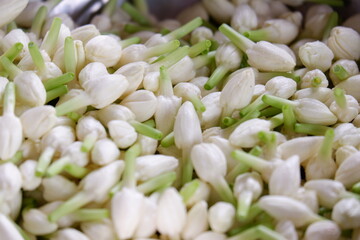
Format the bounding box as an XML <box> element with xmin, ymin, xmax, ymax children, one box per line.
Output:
<box><xmin>303</xmin><ymin>220</ymin><xmax>341</xmax><ymax>240</ymax></box>
<box><xmin>293</xmin><ymin>87</ymin><xmax>334</xmax><ymax>107</ymax></box>
<box><xmin>335</xmin><ymin>145</ymin><xmax>358</xmax><ymax>166</ymax></box>
<box><xmin>40</xmin><ymin>125</ymin><xmax>75</xmax><ymax>154</ymax></box>
<box><xmin>231</xmin><ymin>4</ymin><xmax>258</xmax><ymax>33</ymax></box>
<box><xmin>76</xmin><ymin>115</ymin><xmax>107</xmax><ymax>152</ymax></box>
<box><xmin>133</xmin><ymin>196</ymin><xmax>157</xmax><ymax>238</ymax></box>
<box><xmin>182</xmin><ymin>201</ymin><xmax>208</xmax><ymax>240</ymax></box>
<box><xmin>50</xmin><ymin>228</ymin><xmax>90</xmax><ymax>240</ymax></box>
<box><xmin>97</xmin><ymin>104</ymin><xmax>135</xmax><ymax>126</ymax></box>
<box><xmin>327</xmin><ymin>26</ymin><xmax>360</xmax><ymax>60</ymax></box>
<box><xmin>191</xmin><ymin>27</ymin><xmax>213</xmax><ymax>45</ymax></box>
<box><xmin>330</xmin><ymin>89</ymin><xmax>359</xmax><ymax>123</ymax></box>
<box><xmin>335</xmin><ymin>151</ymin><xmax>360</xmax><ymax>188</ymax></box>
<box><xmin>333</xmin><ymin>123</ymin><xmax>360</xmax><ymax>148</ymax></box>
<box><xmin>293</xmin><ymin>187</ymin><xmax>319</xmax><ymax>215</ymax></box>
<box><xmin>180</xmin><ymin>179</ymin><xmax>211</xmax><ymax>208</ymax></box>
<box><xmin>174</xmin><ymin>82</ymin><xmax>205</xmax><ymax>113</ymax></box>
<box><xmin>14</xmin><ymin>71</ymin><xmax>46</xmax><ymax>106</ymax></box>
<box><xmin>258</xmin><ymin>195</ymin><xmax>322</xmax><ymax>227</ymax></box>
<box><xmin>169</xmin><ymin>56</ymin><xmax>196</xmax><ymax>84</ymax></box>
<box><xmin>121</xmin><ymin>90</ymin><xmax>157</xmax><ymax>122</ymax></box>
<box><xmin>300</xmin><ymin>69</ymin><xmax>329</xmax><ymax>89</ymax></box>
<box><xmin>81</xmin><ymin>219</ymin><xmax>117</xmax><ymax>240</ymax></box>
<box><xmin>20</xmin><ymin>105</ymin><xmax>57</xmax><ymax>140</ymax></box>
<box><xmin>91</xmin><ymin>138</ymin><xmax>120</xmax><ymax>166</ymax></box>
<box><xmin>294</xmin><ymin>98</ymin><xmax>337</xmax><ymax>125</ymax></box>
<box><xmin>111</xmin><ymin>188</ymin><xmax>144</xmax><ymax>239</ymax></box>
<box><xmin>115</xmin><ymin>61</ymin><xmax>148</xmax><ymax>97</ymax></box>
<box><xmin>42</xmin><ymin>175</ymin><xmax>77</xmax><ymax>202</ymax></box>
<box><xmin>22</xmin><ymin>208</ymin><xmax>58</xmax><ymax>235</ymax></box>
<box><xmin>136</xmin><ymin>154</ymin><xmax>178</xmax><ymax>181</ymax></box>
<box><xmin>0</xmin><ymin>162</ymin><xmax>22</xmax><ymax>199</ymax></box>
<box><xmin>85</xmin><ymin>35</ymin><xmax>122</xmax><ymax>67</ymax></box>
<box><xmin>265</xmin><ymin>76</ymin><xmax>297</xmax><ymax>99</ymax></box>
<box><xmin>108</xmin><ymin>120</ymin><xmax>137</xmax><ymax>149</ymax></box>
<box><xmin>0</xmin><ymin>213</ymin><xmax>24</xmax><ymax>240</ymax></box>
<box><xmin>329</xmin><ymin>59</ymin><xmax>359</xmax><ymax>85</ymax></box>
<box><xmin>138</xmin><ymin>134</ymin><xmax>158</xmax><ymax>155</ymax></box>
<box><xmin>208</xmin><ymin>202</ymin><xmax>235</xmax><ymax>233</ymax></box>
<box><xmin>336</xmin><ymin>75</ymin><xmax>360</xmax><ymax>101</ymax></box>
<box><xmin>332</xmin><ymin>198</ymin><xmax>360</xmax><ymax>229</ymax></box>
<box><xmin>19</xmin><ymin>160</ymin><xmax>41</xmax><ymax>191</ymax></box>
<box><xmin>201</xmin><ymin>92</ymin><xmax>222</xmax><ymax>129</ymax></box>
<box><xmin>202</xmin><ymin>0</ymin><xmax>235</xmax><ymax>23</ymax></box>
<box><xmin>299</xmin><ymin>41</ymin><xmax>334</xmax><ymax>72</ymax></box>
<box><xmin>275</xmin><ymin>220</ymin><xmax>298</xmax><ymax>240</ymax></box>
<box><xmin>0</xmin><ymin>29</ymin><xmax>30</xmax><ymax>59</ymax></box>
<box><xmin>156</xmin><ymin>187</ymin><xmax>186</xmax><ymax>239</ymax></box>
<box><xmin>62</xmin><ymin>141</ymin><xmax>89</xmax><ymax>167</ymax></box>
<box><xmin>71</xmin><ymin>24</ymin><xmax>100</xmax><ymax>44</ymax></box>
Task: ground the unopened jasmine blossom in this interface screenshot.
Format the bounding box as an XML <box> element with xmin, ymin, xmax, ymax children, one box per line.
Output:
<box><xmin>182</xmin><ymin>201</ymin><xmax>208</xmax><ymax>240</ymax></box>
<box><xmin>300</xmin><ymin>69</ymin><xmax>329</xmax><ymax>89</ymax></box>
<box><xmin>230</xmin><ymin>4</ymin><xmax>258</xmax><ymax>33</ymax></box>
<box><xmin>91</xmin><ymin>138</ymin><xmax>120</xmax><ymax>166</ymax></box>
<box><xmin>332</xmin><ymin>198</ymin><xmax>360</xmax><ymax>229</ymax></box>
<box><xmin>299</xmin><ymin>41</ymin><xmax>334</xmax><ymax>72</ymax></box>
<box><xmin>0</xmin><ymin>213</ymin><xmax>25</xmax><ymax>240</ymax></box>
<box><xmin>329</xmin><ymin>59</ymin><xmax>359</xmax><ymax>85</ymax></box>
<box><xmin>76</xmin><ymin>115</ymin><xmax>106</xmax><ymax>152</ymax></box>
<box><xmin>327</xmin><ymin>26</ymin><xmax>360</xmax><ymax>61</ymax></box>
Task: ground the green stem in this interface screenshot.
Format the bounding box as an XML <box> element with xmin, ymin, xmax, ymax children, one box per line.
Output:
<box><xmin>64</xmin><ymin>163</ymin><xmax>89</xmax><ymax>178</ymax></box>
<box><xmin>192</xmin><ymin>51</ymin><xmax>215</xmax><ymax>69</ymax></box>
<box><xmin>28</xmin><ymin>42</ymin><xmax>46</xmax><ymax>73</ymax></box>
<box><xmin>129</xmin><ymin>120</ymin><xmax>163</xmax><ymax>140</ymax></box>
<box><xmin>43</xmin><ymin>72</ymin><xmax>75</xmax><ymax>91</ymax></box>
<box><xmin>294</xmin><ymin>123</ymin><xmax>332</xmax><ymax>136</ymax></box>
<box><xmin>211</xmin><ymin>177</ymin><xmax>236</xmax><ymax>205</ymax></box>
<box><xmin>165</xmin><ymin>17</ymin><xmax>203</xmax><ymax>41</ymax></box>
<box><xmin>322</xmin><ymin>12</ymin><xmax>339</xmax><ymax>40</ymax></box>
<box><xmin>46</xmin><ymin>85</ymin><xmax>68</xmax><ymax>103</ymax></box>
<box><xmin>189</xmin><ymin>95</ymin><xmax>206</xmax><ymax>112</ymax></box>
<box><xmin>120</xmin><ymin>37</ymin><xmax>141</xmax><ymax>48</ymax></box>
<box><xmin>102</xmin><ymin>0</ymin><xmax>118</xmax><ymax>17</ymax></box>
<box><xmin>237</xmin><ymin>191</ymin><xmax>253</xmax><ymax>221</ymax></box>
<box><xmin>122</xmin><ymin>143</ymin><xmax>142</xmax><ymax>189</ymax></box>
<box><xmin>179</xmin><ymin>179</ymin><xmax>201</xmax><ymax>204</ymax></box>
<box><xmin>36</xmin><ymin>147</ymin><xmax>55</xmax><ymax>177</ymax></box>
<box><xmin>269</xmin><ymin>113</ymin><xmax>284</xmax><ymax>129</ymax></box>
<box><xmin>124</xmin><ymin>24</ymin><xmax>156</xmax><ymax>34</ymax></box>
<box><xmin>258</xmin><ymin>131</ymin><xmax>277</xmax><ymax>159</ymax></box>
<box><xmin>318</xmin><ymin>128</ymin><xmax>334</xmax><ymax>160</ymax></box>
<box><xmin>204</xmin><ymin>65</ymin><xmax>229</xmax><ymax>90</ymax></box>
<box><xmin>67</xmin><ymin>112</ymin><xmax>82</xmax><ymax>122</ymax></box>
<box><xmin>7</xmin><ymin>151</ymin><xmax>22</xmax><ymax>164</ymax></box>
<box><xmin>306</xmin><ymin>0</ymin><xmax>344</xmax><ymax>6</ymax></box>
<box><xmin>137</xmin><ymin>171</ymin><xmax>177</xmax><ymax>195</ymax></box>
<box><xmin>352</xmin><ymin>182</ymin><xmax>360</xmax><ymax>194</ymax></box>
<box><xmin>46</xmin><ymin>156</ymin><xmax>70</xmax><ymax>177</ymax></box>
<box><xmin>240</xmin><ymin>95</ymin><xmax>268</xmax><ymax>117</ymax></box>
<box><xmin>219</xmin><ymin>24</ymin><xmax>255</xmax><ymax>52</ymax></box>
<box><xmin>153</xmin><ymin>46</ymin><xmax>189</xmax><ymax>69</ymax></box>
<box><xmin>71</xmin><ymin>209</ymin><xmax>109</xmax><ymax>222</ymax></box>
<box><xmin>182</xmin><ymin>151</ymin><xmax>193</xmax><ymax>186</ymax></box>
<box><xmin>282</xmin><ymin>104</ymin><xmax>296</xmax><ymax>134</ymax></box>
<box><xmin>81</xmin><ymin>132</ymin><xmax>98</xmax><ymax>152</ymax></box>
<box><xmin>3</xmin><ymin>82</ymin><xmax>16</xmax><ymax>115</ymax></box>
<box><xmin>133</xmin><ymin>0</ymin><xmax>148</xmax><ymax>15</ymax></box>
<box><xmin>160</xmin><ymin>131</ymin><xmax>175</xmax><ymax>147</ymax></box>
<box><xmin>0</xmin><ymin>56</ymin><xmax>22</xmax><ymax>80</ymax></box>
<box><xmin>188</xmin><ymin>40</ymin><xmax>212</xmax><ymax>58</ymax></box>
<box><xmin>144</xmin><ymin>40</ymin><xmax>180</xmax><ymax>60</ymax></box>
<box><xmin>64</xmin><ymin>37</ymin><xmax>76</xmax><ymax>74</ymax></box>
<box><xmin>2</xmin><ymin>42</ymin><xmax>24</xmax><ymax>63</ymax></box>
<box><xmin>121</xmin><ymin>2</ymin><xmax>151</xmax><ymax>26</ymax></box>
<box><xmin>55</xmin><ymin>93</ymin><xmax>93</xmax><ymax>116</ymax></box>
<box><xmin>231</xmin><ymin>150</ymin><xmax>272</xmax><ymax>174</ymax></box>
<box><xmin>259</xmin><ymin>107</ymin><xmax>282</xmax><ymax>117</ymax></box>
<box><xmin>41</xmin><ymin>17</ymin><xmax>62</xmax><ymax>57</ymax></box>
<box><xmin>31</xmin><ymin>6</ymin><xmax>48</xmax><ymax>38</ymax></box>
<box><xmin>333</xmin><ymin>65</ymin><xmax>349</xmax><ymax>81</ymax></box>
<box><xmin>143</xmin><ymin>119</ymin><xmax>155</xmax><ymax>127</ymax></box>
<box><xmin>221</xmin><ymin>117</ymin><xmax>238</xmax><ymax>128</ymax></box>
<box><xmin>261</xmin><ymin>94</ymin><xmax>296</xmax><ymax>110</ymax></box>
<box><xmin>243</xmin><ymin>29</ymin><xmax>268</xmax><ymax>42</ymax></box>
<box><xmin>159</xmin><ymin>65</ymin><xmax>174</xmax><ymax>97</ymax></box>
<box><xmin>333</xmin><ymin>88</ymin><xmax>347</xmax><ymax>109</ymax></box>
<box><xmin>48</xmin><ymin>191</ymin><xmax>92</xmax><ymax>222</ymax></box>
<box><xmin>311</xmin><ymin>77</ymin><xmax>323</xmax><ymax>87</ymax></box>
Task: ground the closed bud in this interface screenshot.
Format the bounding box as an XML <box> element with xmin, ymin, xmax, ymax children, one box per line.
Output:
<box><xmin>76</xmin><ymin>116</ymin><xmax>106</xmax><ymax>142</ymax></box>
<box><xmin>330</xmin><ymin>94</ymin><xmax>359</xmax><ymax>123</ymax></box>
<box><xmin>303</xmin><ymin>220</ymin><xmax>341</xmax><ymax>240</ymax></box>
<box><xmin>335</xmin><ymin>145</ymin><xmax>358</xmax><ymax>166</ymax></box>
<box><xmin>299</xmin><ymin>41</ymin><xmax>334</xmax><ymax>72</ymax></box>
<box><xmin>294</xmin><ymin>98</ymin><xmax>337</xmax><ymax>125</ymax></box>
<box><xmin>42</xmin><ymin>175</ymin><xmax>77</xmax><ymax>202</ymax></box>
<box><xmin>265</xmin><ymin>76</ymin><xmax>297</xmax><ymax>99</ymax></box>
<box><xmin>258</xmin><ymin>195</ymin><xmax>321</xmax><ymax>227</ymax></box>
<box><xmin>275</xmin><ymin>220</ymin><xmax>298</xmax><ymax>240</ymax></box>
<box><xmin>0</xmin><ymin>162</ymin><xmax>22</xmax><ymax>198</ymax></box>
<box><xmin>0</xmin><ymin>29</ymin><xmax>30</xmax><ymax>58</ymax></box>
<box><xmin>91</xmin><ymin>138</ymin><xmax>120</xmax><ymax>165</ymax></box>
<box><xmin>61</xmin><ymin>141</ymin><xmax>89</xmax><ymax>167</ymax></box>
<box><xmin>85</xmin><ymin>35</ymin><xmax>122</xmax><ymax>67</ymax></box>
<box><xmin>50</xmin><ymin>228</ymin><xmax>90</xmax><ymax>240</ymax></box>
<box><xmin>136</xmin><ymin>154</ymin><xmax>178</xmax><ymax>181</ymax></box>
<box><xmin>293</xmin><ymin>187</ymin><xmax>319</xmax><ymax>213</ymax></box>
<box><xmin>216</xmin><ymin>42</ymin><xmax>242</xmax><ymax>71</ymax></box>
<box><xmin>300</xmin><ymin>69</ymin><xmax>329</xmax><ymax>89</ymax></box>
<box><xmin>71</xmin><ymin>24</ymin><xmax>100</xmax><ymax>44</ymax></box>
<box><xmin>255</xmin><ymin>19</ymin><xmax>298</xmax><ymax>44</ymax></box>
<box><xmin>335</xmin><ymin>151</ymin><xmax>360</xmax><ymax>188</ymax></box>
<box><xmin>333</xmin><ymin>123</ymin><xmax>360</xmax><ymax>148</ymax></box>
<box><xmin>134</xmin><ymin>196</ymin><xmax>157</xmax><ymax>238</ymax></box>
<box><xmin>111</xmin><ymin>188</ymin><xmax>144</xmax><ymax>239</ymax></box>
<box><xmin>138</xmin><ymin>134</ymin><xmax>158</xmax><ymax>156</ymax></box>
<box><xmin>327</xmin><ymin>27</ymin><xmax>360</xmax><ymax>61</ymax></box>
<box><xmin>0</xmin><ymin>213</ymin><xmax>24</xmax><ymax>240</ymax></box>
<box><xmin>278</xmin><ymin>136</ymin><xmax>323</xmax><ymax>162</ymax></box>
<box><xmin>293</xmin><ymin>87</ymin><xmax>334</xmax><ymax>107</ymax></box>
<box><xmin>336</xmin><ymin>75</ymin><xmax>360</xmax><ymax>101</ymax></box>
<box><xmin>108</xmin><ymin>120</ymin><xmax>137</xmax><ymax>149</ymax></box>
<box><xmin>329</xmin><ymin>59</ymin><xmax>359</xmax><ymax>85</ymax></box>
<box><xmin>208</xmin><ymin>202</ymin><xmax>235</xmax><ymax>233</ymax></box>
<box><xmin>81</xmin><ymin>219</ymin><xmax>116</xmax><ymax>240</ymax></box>
<box><xmin>182</xmin><ymin>201</ymin><xmax>208</xmax><ymax>240</ymax></box>
<box><xmin>332</xmin><ymin>198</ymin><xmax>360</xmax><ymax>229</ymax></box>
<box><xmin>191</xmin><ymin>27</ymin><xmax>213</xmax><ymax>44</ymax></box>
<box><xmin>201</xmin><ymin>92</ymin><xmax>222</xmax><ymax>129</ymax></box>
<box><xmin>155</xmin><ymin>95</ymin><xmax>182</xmax><ymax>135</ymax></box>
<box><xmin>115</xmin><ymin>61</ymin><xmax>148</xmax><ymax>97</ymax></box>
<box><xmin>231</xmin><ymin>4</ymin><xmax>258</xmax><ymax>33</ymax></box>
<box><xmin>202</xmin><ymin>0</ymin><xmax>234</xmax><ymax>23</ymax></box>
<box><xmin>14</xmin><ymin>71</ymin><xmax>46</xmax><ymax>106</ymax></box>
<box><xmin>169</xmin><ymin>56</ymin><xmax>196</xmax><ymax>84</ymax></box>
<box><xmin>97</xmin><ymin>104</ymin><xmax>136</xmax><ymax>126</ymax></box>
<box><xmin>22</xmin><ymin>208</ymin><xmax>58</xmax><ymax>235</ymax></box>
<box><xmin>121</xmin><ymin>90</ymin><xmax>157</xmax><ymax>122</ymax></box>
<box><xmin>181</xmin><ymin>179</ymin><xmax>211</xmax><ymax>208</ymax></box>
<box><xmin>19</xmin><ymin>160</ymin><xmax>41</xmax><ymax>191</ymax></box>
<box><xmin>157</xmin><ymin>188</ymin><xmax>186</xmax><ymax>239</ymax></box>
<box><xmin>41</xmin><ymin>125</ymin><xmax>75</xmax><ymax>153</ymax></box>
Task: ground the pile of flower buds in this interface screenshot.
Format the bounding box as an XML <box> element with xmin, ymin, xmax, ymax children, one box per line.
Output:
<box><xmin>0</xmin><ymin>0</ymin><xmax>360</xmax><ymax>239</ymax></box>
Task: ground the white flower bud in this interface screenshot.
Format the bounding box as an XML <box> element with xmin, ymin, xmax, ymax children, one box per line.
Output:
<box><xmin>20</xmin><ymin>105</ymin><xmax>57</xmax><ymax>140</ymax></box>
<box><xmin>115</xmin><ymin>61</ymin><xmax>148</xmax><ymax>97</ymax></box>
<box><xmin>259</xmin><ymin>195</ymin><xmax>321</xmax><ymax>227</ymax></box>
<box><xmin>71</xmin><ymin>24</ymin><xmax>100</xmax><ymax>44</ymax></box>
<box><xmin>303</xmin><ymin>220</ymin><xmax>341</xmax><ymax>240</ymax></box>
<box><xmin>333</xmin><ymin>123</ymin><xmax>360</xmax><ymax>148</ymax></box>
<box><xmin>208</xmin><ymin>202</ymin><xmax>235</xmax><ymax>233</ymax></box>
<box><xmin>183</xmin><ymin>179</ymin><xmax>211</xmax><ymax>208</ymax></box>
<box><xmin>202</xmin><ymin>0</ymin><xmax>235</xmax><ymax>23</ymax></box>
<box><xmin>174</xmin><ymin>101</ymin><xmax>202</xmax><ymax>151</ymax></box>
<box><xmin>280</xmin><ymin>10</ymin><xmax>302</xmax><ymax>27</ymax></box>
<box><xmin>216</xmin><ymin>43</ymin><xmax>242</xmax><ymax>71</ymax></box>
<box><xmin>19</xmin><ymin>160</ymin><xmax>41</xmax><ymax>191</ymax></box>
<box><xmin>327</xmin><ymin>26</ymin><xmax>360</xmax><ymax>61</ymax></box>
<box><xmin>56</xmin><ymin>89</ymin><xmax>87</xmax><ymax>115</ymax></box>
<box><xmin>81</xmin><ymin>219</ymin><xmax>117</xmax><ymax>240</ymax></box>
<box><xmin>191</xmin><ymin>27</ymin><xmax>213</xmax><ymax>44</ymax></box>
<box><xmin>182</xmin><ymin>201</ymin><xmax>208</xmax><ymax>240</ymax></box>
<box><xmin>261</xmin><ymin>19</ymin><xmax>299</xmax><ymax>44</ymax></box>
<box><xmin>108</xmin><ymin>120</ymin><xmax>137</xmax><ymax>149</ymax></box>
<box><xmin>0</xmin><ymin>189</ymin><xmax>21</xmax><ymax>220</ymax></box>
<box><xmin>231</xmin><ymin>4</ymin><xmax>258</xmax><ymax>33</ymax></box>
<box><xmin>0</xmin><ymin>213</ymin><xmax>24</xmax><ymax>240</ymax></box>
<box><xmin>332</xmin><ymin>198</ymin><xmax>360</xmax><ymax>229</ymax></box>
<box><xmin>265</xmin><ymin>76</ymin><xmax>297</xmax><ymax>99</ymax></box>
<box><xmin>121</xmin><ymin>90</ymin><xmax>157</xmax><ymax>122</ymax></box>
<box><xmin>0</xmin><ymin>162</ymin><xmax>22</xmax><ymax>198</ymax></box>
<box><xmin>90</xmin><ymin>14</ymin><xmax>111</xmax><ymax>32</ymax></box>
<box><xmin>90</xmin><ymin>138</ymin><xmax>120</xmax><ymax>166</ymax></box>
<box><xmin>41</xmin><ymin>125</ymin><xmax>75</xmax><ymax>153</ymax></box>
<box><xmin>330</xmin><ymin>59</ymin><xmax>359</xmax><ymax>85</ymax></box>
<box><xmin>111</xmin><ymin>188</ymin><xmax>144</xmax><ymax>239</ymax></box>
<box><xmin>229</xmin><ymin>118</ymin><xmax>271</xmax><ymax>148</ymax></box>
<box><xmin>42</xmin><ymin>175</ymin><xmax>77</xmax><ymax>202</ymax></box>
<box><xmin>293</xmin><ymin>87</ymin><xmax>334</xmax><ymax>107</ymax></box>
<box><xmin>0</xmin><ymin>29</ymin><xmax>29</xmax><ymax>58</ymax></box>
<box><xmin>97</xmin><ymin>104</ymin><xmax>136</xmax><ymax>126</ymax></box>
<box><xmin>169</xmin><ymin>56</ymin><xmax>196</xmax><ymax>84</ymax></box>
<box><xmin>156</xmin><ymin>188</ymin><xmax>186</xmax><ymax>238</ymax></box>
<box><xmin>138</xmin><ymin>134</ymin><xmax>158</xmax><ymax>156</ymax></box>
<box><xmin>294</xmin><ymin>98</ymin><xmax>337</xmax><ymax>125</ymax></box>
<box><xmin>234</xmin><ymin>172</ymin><xmax>263</xmax><ymax>201</ymax></box>
<box><xmin>293</xmin><ymin>187</ymin><xmax>319</xmax><ymax>213</ymax></box>
<box><xmin>194</xmin><ymin>231</ymin><xmax>226</xmax><ymax>240</ymax></box>
<box><xmin>330</xmin><ymin>94</ymin><xmax>359</xmax><ymax>123</ymax></box>
<box><xmin>190</xmin><ymin>76</ymin><xmax>218</xmax><ymax>96</ymax></box>
<box><xmin>269</xmin><ymin>155</ymin><xmax>300</xmax><ymax>196</ymax></box>
<box><xmin>14</xmin><ymin>71</ymin><xmax>46</xmax><ymax>106</ymax></box>
<box><xmin>136</xmin><ymin>154</ymin><xmax>178</xmax><ymax>181</ymax></box>
<box><xmin>134</xmin><ymin>196</ymin><xmax>157</xmax><ymax>238</ymax></box>
<box><xmin>76</xmin><ymin>116</ymin><xmax>106</xmax><ymax>141</ymax></box>
<box><xmin>299</xmin><ymin>41</ymin><xmax>334</xmax><ymax>72</ymax></box>
<box><xmin>201</xmin><ymin>92</ymin><xmax>222</xmax><ymax>129</ymax></box>
<box><xmin>275</xmin><ymin>220</ymin><xmax>298</xmax><ymax>240</ymax></box>
<box><xmin>335</xmin><ymin>145</ymin><xmax>358</xmax><ymax>166</ymax></box>
<box><xmin>143</xmin><ymin>71</ymin><xmax>159</xmax><ymax>92</ymax></box>
<box><xmin>155</xmin><ymin>95</ymin><xmax>182</xmax><ymax>135</ymax></box>
<box><xmin>85</xmin><ymin>35</ymin><xmax>122</xmax><ymax>67</ymax></box>
<box><xmin>50</xmin><ymin>228</ymin><xmax>90</xmax><ymax>240</ymax></box>
<box><xmin>336</xmin><ymin>75</ymin><xmax>360</xmax><ymax>101</ymax></box>
<box><xmin>220</xmin><ymin>68</ymin><xmax>255</xmax><ymax>116</ymax></box>
<box><xmin>247</xmin><ymin>41</ymin><xmax>296</xmax><ymax>72</ymax></box>
<box><xmin>302</xmin><ymin>5</ymin><xmax>333</xmax><ymax>39</ymax></box>
<box><xmin>300</xmin><ymin>69</ymin><xmax>329</xmax><ymax>89</ymax></box>
<box><xmin>22</xmin><ymin>208</ymin><xmax>58</xmax><ymax>235</ymax></box>
<box><xmin>291</xmin><ymin>39</ymin><xmax>314</xmax><ymax>66</ymax></box>
<box><xmin>17</xmin><ymin>50</ymin><xmax>51</xmax><ymax>71</ymax></box>
<box><xmin>335</xmin><ymin>151</ymin><xmax>360</xmax><ymax>188</ymax></box>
